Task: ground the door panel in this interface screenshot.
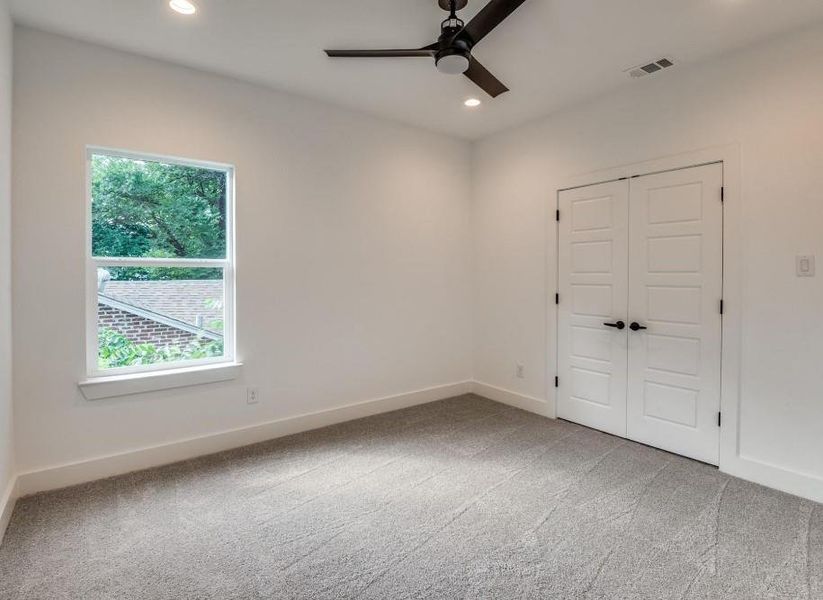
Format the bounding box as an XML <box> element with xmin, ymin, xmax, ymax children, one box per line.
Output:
<box><xmin>626</xmin><ymin>164</ymin><xmax>723</xmax><ymax>464</ymax></box>
<box><xmin>558</xmin><ymin>181</ymin><xmax>629</xmax><ymax>436</ymax></box>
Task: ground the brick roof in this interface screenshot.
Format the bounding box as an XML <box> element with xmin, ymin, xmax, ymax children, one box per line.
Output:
<box><xmin>100</xmin><ymin>280</ymin><xmax>224</xmax><ymax>335</ymax></box>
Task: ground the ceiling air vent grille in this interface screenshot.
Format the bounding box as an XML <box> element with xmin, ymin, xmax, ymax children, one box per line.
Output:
<box><xmin>626</xmin><ymin>58</ymin><xmax>675</xmax><ymax>79</ymax></box>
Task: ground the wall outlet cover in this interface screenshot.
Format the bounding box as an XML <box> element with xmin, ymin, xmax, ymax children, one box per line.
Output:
<box><xmin>247</xmin><ymin>387</ymin><xmax>260</xmax><ymax>405</ymax></box>
<box><xmin>797</xmin><ymin>255</ymin><xmax>815</xmax><ymax>277</ymax></box>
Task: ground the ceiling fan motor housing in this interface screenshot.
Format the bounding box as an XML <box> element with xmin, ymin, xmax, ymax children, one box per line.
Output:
<box><xmin>435</xmin><ymin>38</ymin><xmax>472</xmax><ymax>75</ymax></box>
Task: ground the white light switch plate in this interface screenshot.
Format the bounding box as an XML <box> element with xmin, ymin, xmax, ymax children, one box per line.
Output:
<box><xmin>797</xmin><ymin>255</ymin><xmax>815</xmax><ymax>277</ymax></box>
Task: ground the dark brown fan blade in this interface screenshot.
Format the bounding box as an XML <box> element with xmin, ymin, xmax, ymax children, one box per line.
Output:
<box><xmin>462</xmin><ymin>0</ymin><xmax>529</xmax><ymax>45</ymax></box>
<box><xmin>464</xmin><ymin>57</ymin><xmax>509</xmax><ymax>97</ymax></box>
<box><xmin>325</xmin><ymin>49</ymin><xmax>436</xmax><ymax>58</ymax></box>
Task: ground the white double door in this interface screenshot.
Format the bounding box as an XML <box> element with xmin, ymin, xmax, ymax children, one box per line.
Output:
<box><xmin>557</xmin><ymin>163</ymin><xmax>723</xmax><ymax>464</ymax></box>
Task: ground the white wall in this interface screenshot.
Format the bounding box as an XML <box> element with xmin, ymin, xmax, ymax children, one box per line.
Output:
<box><xmin>473</xmin><ymin>24</ymin><xmax>823</xmax><ymax>499</ymax></box>
<box><xmin>12</xmin><ymin>28</ymin><xmax>473</xmax><ymax>479</ymax></box>
<box><xmin>0</xmin><ymin>0</ymin><xmax>15</xmax><ymax>537</ymax></box>
<box><xmin>11</xmin><ymin>22</ymin><xmax>823</xmax><ymax>504</ymax></box>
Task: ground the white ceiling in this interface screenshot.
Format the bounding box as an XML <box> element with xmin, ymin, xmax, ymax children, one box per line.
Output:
<box><xmin>11</xmin><ymin>0</ymin><xmax>823</xmax><ymax>139</ymax></box>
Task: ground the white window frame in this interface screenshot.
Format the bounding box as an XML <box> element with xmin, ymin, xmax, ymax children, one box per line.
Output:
<box><xmin>84</xmin><ymin>146</ymin><xmax>237</xmax><ymax>379</ymax></box>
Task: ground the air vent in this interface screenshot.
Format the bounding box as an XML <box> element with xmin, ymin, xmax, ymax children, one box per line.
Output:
<box><xmin>626</xmin><ymin>57</ymin><xmax>675</xmax><ymax>79</ymax></box>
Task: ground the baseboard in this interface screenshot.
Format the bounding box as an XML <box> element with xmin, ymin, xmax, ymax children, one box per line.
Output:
<box><xmin>471</xmin><ymin>381</ymin><xmax>823</xmax><ymax>503</ymax></box>
<box><xmin>0</xmin><ymin>475</ymin><xmax>18</xmax><ymax>547</ymax></box>
<box><xmin>472</xmin><ymin>381</ymin><xmax>553</xmax><ymax>417</ymax></box>
<box><xmin>17</xmin><ymin>379</ymin><xmax>821</xmax><ymax>506</ymax></box>
<box><xmin>471</xmin><ymin>383</ymin><xmax>823</xmax><ymax>504</ymax></box>
<box><xmin>17</xmin><ymin>380</ymin><xmax>473</xmax><ymax>497</ymax></box>
<box><xmin>722</xmin><ymin>453</ymin><xmax>823</xmax><ymax>505</ymax></box>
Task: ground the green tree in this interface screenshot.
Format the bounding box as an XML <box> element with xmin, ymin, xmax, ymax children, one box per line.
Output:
<box><xmin>91</xmin><ymin>155</ymin><xmax>227</xmax><ymax>280</ymax></box>
<box><xmin>98</xmin><ymin>328</ymin><xmax>224</xmax><ymax>369</ymax></box>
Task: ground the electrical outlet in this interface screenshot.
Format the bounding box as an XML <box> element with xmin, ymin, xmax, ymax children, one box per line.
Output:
<box><xmin>516</xmin><ymin>363</ymin><xmax>525</xmax><ymax>379</ymax></box>
<box><xmin>246</xmin><ymin>387</ymin><xmax>260</xmax><ymax>405</ymax></box>
<box><xmin>797</xmin><ymin>255</ymin><xmax>815</xmax><ymax>277</ymax></box>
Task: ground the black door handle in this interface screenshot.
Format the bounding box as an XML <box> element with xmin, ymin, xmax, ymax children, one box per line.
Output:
<box><xmin>603</xmin><ymin>321</ymin><xmax>625</xmax><ymax>330</ymax></box>
<box><xmin>630</xmin><ymin>322</ymin><xmax>648</xmax><ymax>331</ymax></box>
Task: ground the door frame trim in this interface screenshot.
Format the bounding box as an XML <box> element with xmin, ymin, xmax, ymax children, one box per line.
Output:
<box><xmin>550</xmin><ymin>145</ymin><xmax>742</xmax><ymax>478</ymax></box>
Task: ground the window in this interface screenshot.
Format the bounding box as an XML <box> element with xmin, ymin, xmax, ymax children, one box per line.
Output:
<box><xmin>86</xmin><ymin>148</ymin><xmax>235</xmax><ymax>377</ymax></box>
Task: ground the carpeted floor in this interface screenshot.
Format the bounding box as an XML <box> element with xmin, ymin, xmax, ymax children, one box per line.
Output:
<box><xmin>1</xmin><ymin>395</ymin><xmax>821</xmax><ymax>599</ymax></box>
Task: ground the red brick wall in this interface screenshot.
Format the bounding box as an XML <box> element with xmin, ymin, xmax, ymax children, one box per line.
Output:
<box><xmin>98</xmin><ymin>304</ymin><xmax>201</xmax><ymax>348</ymax></box>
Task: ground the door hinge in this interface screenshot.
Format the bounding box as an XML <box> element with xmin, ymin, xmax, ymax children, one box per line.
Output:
<box><xmin>555</xmin><ymin>293</ymin><xmax>560</xmax><ymax>305</ymax></box>
<box><xmin>555</xmin><ymin>376</ymin><xmax>559</xmax><ymax>388</ymax></box>
<box><xmin>720</xmin><ymin>299</ymin><xmax>724</xmax><ymax>315</ymax></box>
<box><xmin>717</xmin><ymin>412</ymin><xmax>722</xmax><ymax>427</ymax></box>
<box><xmin>556</xmin><ymin>209</ymin><xmax>560</xmax><ymax>222</ymax></box>
<box><xmin>721</xmin><ymin>186</ymin><xmax>725</xmax><ymax>203</ymax></box>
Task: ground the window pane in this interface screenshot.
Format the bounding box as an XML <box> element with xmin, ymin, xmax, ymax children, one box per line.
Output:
<box><xmin>91</xmin><ymin>154</ymin><xmax>227</xmax><ymax>259</ymax></box>
<box><xmin>97</xmin><ymin>267</ymin><xmax>225</xmax><ymax>370</ymax></box>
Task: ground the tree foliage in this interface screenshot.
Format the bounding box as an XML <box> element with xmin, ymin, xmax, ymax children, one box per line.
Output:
<box><xmin>91</xmin><ymin>154</ymin><xmax>227</xmax><ymax>280</ymax></box>
<box><xmin>98</xmin><ymin>328</ymin><xmax>224</xmax><ymax>369</ymax></box>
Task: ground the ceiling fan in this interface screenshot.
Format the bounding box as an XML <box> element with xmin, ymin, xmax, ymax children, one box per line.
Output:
<box><xmin>324</xmin><ymin>0</ymin><xmax>529</xmax><ymax>98</ymax></box>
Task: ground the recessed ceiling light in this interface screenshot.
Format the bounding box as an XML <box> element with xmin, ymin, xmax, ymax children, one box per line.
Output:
<box><xmin>169</xmin><ymin>0</ymin><xmax>197</xmax><ymax>15</ymax></box>
<box><xmin>464</xmin><ymin>98</ymin><xmax>481</xmax><ymax>108</ymax></box>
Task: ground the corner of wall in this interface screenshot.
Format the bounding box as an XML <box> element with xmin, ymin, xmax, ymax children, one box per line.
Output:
<box><xmin>0</xmin><ymin>0</ymin><xmax>15</xmax><ymax>547</ymax></box>
<box><xmin>0</xmin><ymin>476</ymin><xmax>18</xmax><ymax>546</ymax></box>
<box><xmin>468</xmin><ymin>139</ymin><xmax>479</xmax><ymax>387</ymax></box>
<box><xmin>472</xmin><ymin>381</ymin><xmax>554</xmax><ymax>418</ymax></box>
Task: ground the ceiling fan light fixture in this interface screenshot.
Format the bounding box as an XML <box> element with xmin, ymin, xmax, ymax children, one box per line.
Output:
<box><xmin>324</xmin><ymin>0</ymin><xmax>528</xmax><ymax>97</ymax></box>
<box><xmin>435</xmin><ymin>48</ymin><xmax>470</xmax><ymax>75</ymax></box>
<box><xmin>169</xmin><ymin>0</ymin><xmax>197</xmax><ymax>15</ymax></box>
<box><xmin>464</xmin><ymin>98</ymin><xmax>481</xmax><ymax>107</ymax></box>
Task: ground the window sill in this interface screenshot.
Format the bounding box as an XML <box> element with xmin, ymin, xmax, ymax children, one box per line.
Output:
<box><xmin>78</xmin><ymin>362</ymin><xmax>243</xmax><ymax>401</ymax></box>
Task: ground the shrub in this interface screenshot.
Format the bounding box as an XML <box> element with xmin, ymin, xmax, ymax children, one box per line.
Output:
<box><xmin>98</xmin><ymin>328</ymin><xmax>224</xmax><ymax>369</ymax></box>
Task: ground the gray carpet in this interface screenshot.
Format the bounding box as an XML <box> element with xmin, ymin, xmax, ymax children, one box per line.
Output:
<box><xmin>1</xmin><ymin>395</ymin><xmax>821</xmax><ymax>600</ymax></box>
